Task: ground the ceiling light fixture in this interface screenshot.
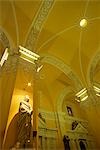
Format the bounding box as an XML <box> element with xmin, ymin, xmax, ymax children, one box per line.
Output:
<box><xmin>80</xmin><ymin>19</ymin><xmax>87</xmax><ymax>28</ymax></box>
<box><xmin>76</xmin><ymin>88</ymin><xmax>86</xmax><ymax>97</ymax></box>
<box><xmin>96</xmin><ymin>93</ymin><xmax>100</xmax><ymax>97</ymax></box>
<box><xmin>75</xmin><ymin>88</ymin><xmax>88</xmax><ymax>102</ymax></box>
<box><xmin>93</xmin><ymin>85</ymin><xmax>100</xmax><ymax>97</ymax></box>
<box><xmin>81</xmin><ymin>95</ymin><xmax>88</xmax><ymax>101</ymax></box>
<box><xmin>75</xmin><ymin>98</ymin><xmax>80</xmax><ymax>103</ymax></box>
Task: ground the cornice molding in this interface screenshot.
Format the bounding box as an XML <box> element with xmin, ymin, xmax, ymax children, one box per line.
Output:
<box><xmin>39</xmin><ymin>108</ymin><xmax>88</xmax><ymax>123</ymax></box>
<box><xmin>87</xmin><ymin>47</ymin><xmax>100</xmax><ymax>86</ymax></box>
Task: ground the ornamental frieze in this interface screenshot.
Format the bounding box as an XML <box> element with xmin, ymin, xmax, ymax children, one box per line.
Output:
<box><xmin>25</xmin><ymin>0</ymin><xmax>55</xmax><ymax>51</ymax></box>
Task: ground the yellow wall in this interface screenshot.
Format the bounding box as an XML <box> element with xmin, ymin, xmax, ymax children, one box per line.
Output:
<box><xmin>0</xmin><ymin>66</ymin><xmax>17</xmax><ymax>149</ymax></box>
<box><xmin>39</xmin><ymin>80</ymin><xmax>65</xmax><ymax>112</ymax></box>
<box><xmin>39</xmin><ymin>92</ymin><xmax>53</xmax><ymax>111</ymax></box>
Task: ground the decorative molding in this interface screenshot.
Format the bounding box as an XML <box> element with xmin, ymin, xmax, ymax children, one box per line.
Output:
<box><xmin>39</xmin><ymin>127</ymin><xmax>57</xmax><ymax>137</ymax></box>
<box><xmin>38</xmin><ymin>117</ymin><xmax>46</xmax><ymax>129</ymax></box>
<box><xmin>38</xmin><ymin>109</ymin><xmax>96</xmax><ymax>149</ymax></box>
<box><xmin>0</xmin><ymin>54</ymin><xmax>19</xmax><ymax>76</ymax></box>
<box><xmin>38</xmin><ymin>114</ymin><xmax>57</xmax><ymax>138</ymax></box>
<box><xmin>0</xmin><ymin>53</ymin><xmax>36</xmax><ymax>75</ymax></box>
<box><xmin>87</xmin><ymin>47</ymin><xmax>100</xmax><ymax>86</ymax></box>
<box><xmin>74</xmin><ymin>123</ymin><xmax>88</xmax><ymax>134</ymax></box>
<box><xmin>64</xmin><ymin>115</ymin><xmax>88</xmax><ymax>125</ymax></box>
<box><xmin>66</xmin><ymin>130</ymin><xmax>92</xmax><ymax>140</ymax></box>
<box><xmin>82</xmin><ymin>47</ymin><xmax>100</xmax><ymax>107</ymax></box>
<box><xmin>18</xmin><ymin>57</ymin><xmax>35</xmax><ymax>73</ymax></box>
<box><xmin>39</xmin><ymin>109</ymin><xmax>88</xmax><ymax>124</ymax></box>
<box><xmin>39</xmin><ymin>108</ymin><xmax>56</xmax><ymax>121</ymax></box>
<box><xmin>25</xmin><ymin>0</ymin><xmax>55</xmax><ymax>51</ymax></box>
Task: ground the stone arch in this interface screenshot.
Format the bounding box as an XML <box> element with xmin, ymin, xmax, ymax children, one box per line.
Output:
<box><xmin>0</xmin><ymin>27</ymin><xmax>15</xmax><ymax>49</ymax></box>
<box><xmin>41</xmin><ymin>53</ymin><xmax>83</xmax><ymax>112</ymax></box>
<box><xmin>41</xmin><ymin>53</ymin><xmax>83</xmax><ymax>92</ymax></box>
<box><xmin>56</xmin><ymin>87</ymin><xmax>73</xmax><ymax>112</ymax></box>
<box><xmin>85</xmin><ymin>48</ymin><xmax>100</xmax><ymax>106</ymax></box>
<box><xmin>25</xmin><ymin>0</ymin><xmax>55</xmax><ymax>50</ymax></box>
<box><xmin>0</xmin><ymin>28</ymin><xmax>10</xmax><ymax>49</ymax></box>
<box><xmin>87</xmin><ymin>47</ymin><xmax>100</xmax><ymax>86</ymax></box>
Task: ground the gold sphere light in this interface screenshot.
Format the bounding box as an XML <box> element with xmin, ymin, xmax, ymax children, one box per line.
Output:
<box><xmin>80</xmin><ymin>19</ymin><xmax>87</xmax><ymax>27</ymax></box>
<box><xmin>28</xmin><ymin>82</ymin><xmax>31</xmax><ymax>87</ymax></box>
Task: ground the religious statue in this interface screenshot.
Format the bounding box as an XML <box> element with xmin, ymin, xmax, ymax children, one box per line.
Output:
<box><xmin>17</xmin><ymin>95</ymin><xmax>33</xmax><ymax>148</ymax></box>
<box><xmin>63</xmin><ymin>135</ymin><xmax>70</xmax><ymax>150</ymax></box>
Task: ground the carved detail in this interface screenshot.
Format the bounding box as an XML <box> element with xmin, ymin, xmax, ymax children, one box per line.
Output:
<box><xmin>90</xmin><ymin>52</ymin><xmax>100</xmax><ymax>83</ymax></box>
<box><xmin>0</xmin><ymin>54</ymin><xmax>19</xmax><ymax>76</ymax></box>
<box><xmin>25</xmin><ymin>0</ymin><xmax>55</xmax><ymax>50</ymax></box>
<box><xmin>0</xmin><ymin>29</ymin><xmax>10</xmax><ymax>48</ymax></box>
<box><xmin>18</xmin><ymin>58</ymin><xmax>35</xmax><ymax>73</ymax></box>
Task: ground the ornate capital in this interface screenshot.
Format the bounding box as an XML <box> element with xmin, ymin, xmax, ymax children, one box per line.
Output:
<box><xmin>0</xmin><ymin>29</ymin><xmax>10</xmax><ymax>48</ymax></box>
<box><xmin>0</xmin><ymin>53</ymin><xmax>19</xmax><ymax>76</ymax></box>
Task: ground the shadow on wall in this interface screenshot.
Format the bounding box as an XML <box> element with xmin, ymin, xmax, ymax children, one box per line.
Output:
<box><xmin>0</xmin><ymin>129</ymin><xmax>5</xmax><ymax>149</ymax></box>
<box><xmin>3</xmin><ymin>113</ymin><xmax>19</xmax><ymax>149</ymax></box>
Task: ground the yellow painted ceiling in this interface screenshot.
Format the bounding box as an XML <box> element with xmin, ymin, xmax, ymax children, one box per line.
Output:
<box><xmin>0</xmin><ymin>0</ymin><xmax>100</xmax><ymax>102</ymax></box>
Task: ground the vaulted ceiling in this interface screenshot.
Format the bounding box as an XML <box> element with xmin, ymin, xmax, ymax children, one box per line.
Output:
<box><xmin>0</xmin><ymin>0</ymin><xmax>100</xmax><ymax>105</ymax></box>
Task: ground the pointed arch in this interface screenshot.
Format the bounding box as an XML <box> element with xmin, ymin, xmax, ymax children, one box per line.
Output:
<box><xmin>0</xmin><ymin>27</ymin><xmax>15</xmax><ymax>49</ymax></box>
<box><xmin>87</xmin><ymin>47</ymin><xmax>100</xmax><ymax>86</ymax></box>
<box><xmin>41</xmin><ymin>53</ymin><xmax>83</xmax><ymax>92</ymax></box>
<box><xmin>56</xmin><ymin>87</ymin><xmax>73</xmax><ymax>112</ymax></box>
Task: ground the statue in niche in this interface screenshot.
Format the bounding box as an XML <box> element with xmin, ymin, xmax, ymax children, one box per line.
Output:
<box><xmin>17</xmin><ymin>95</ymin><xmax>33</xmax><ymax>148</ymax></box>
<box><xmin>63</xmin><ymin>135</ymin><xmax>70</xmax><ymax>150</ymax></box>
<box><xmin>67</xmin><ymin>106</ymin><xmax>73</xmax><ymax>116</ymax></box>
